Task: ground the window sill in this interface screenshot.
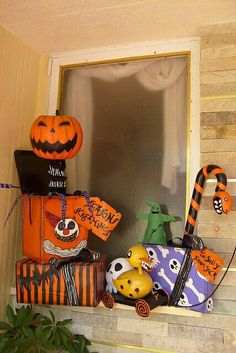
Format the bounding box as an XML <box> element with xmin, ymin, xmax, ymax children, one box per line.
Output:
<box><xmin>10</xmin><ymin>286</ymin><xmax>236</xmax><ymax>318</ymax></box>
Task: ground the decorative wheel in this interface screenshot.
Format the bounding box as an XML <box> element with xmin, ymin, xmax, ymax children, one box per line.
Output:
<box><xmin>135</xmin><ymin>299</ymin><xmax>150</xmax><ymax>317</ymax></box>
<box><xmin>102</xmin><ymin>291</ymin><xmax>114</xmax><ymax>309</ymax></box>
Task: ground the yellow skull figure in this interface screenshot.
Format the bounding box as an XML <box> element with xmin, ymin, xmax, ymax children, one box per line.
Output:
<box><xmin>113</xmin><ymin>244</ymin><xmax>153</xmax><ymax>299</ymax></box>
<box><xmin>113</xmin><ymin>270</ymin><xmax>153</xmax><ymax>299</ymax></box>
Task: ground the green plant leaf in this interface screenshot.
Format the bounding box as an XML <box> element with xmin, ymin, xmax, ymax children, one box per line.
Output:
<box><xmin>59</xmin><ymin>330</ymin><xmax>71</xmax><ymax>349</ymax></box>
<box><xmin>16</xmin><ymin>306</ymin><xmax>34</xmax><ymax>329</ymax></box>
<box><xmin>24</xmin><ymin>305</ymin><xmax>32</xmax><ymax>315</ymax></box>
<box><xmin>84</xmin><ymin>338</ymin><xmax>92</xmax><ymax>346</ymax></box>
<box><xmin>0</xmin><ymin>321</ymin><xmax>13</xmax><ymax>331</ymax></box>
<box><xmin>35</xmin><ymin>324</ymin><xmax>44</xmax><ymax>342</ymax></box>
<box><xmin>1</xmin><ymin>306</ymin><xmax>93</xmax><ymax>353</ymax></box>
<box><xmin>42</xmin><ymin>340</ymin><xmax>56</xmax><ymax>351</ymax></box>
<box><xmin>54</xmin><ymin>329</ymin><xmax>61</xmax><ymax>348</ymax></box>
<box><xmin>22</xmin><ymin>326</ymin><xmax>35</xmax><ymax>340</ymax></box>
<box><xmin>66</xmin><ymin>340</ymin><xmax>79</xmax><ymax>353</ymax></box>
<box><xmin>6</xmin><ymin>305</ymin><xmax>16</xmax><ymax>326</ymax></box>
<box><xmin>2</xmin><ymin>329</ymin><xmax>17</xmax><ymax>339</ymax></box>
<box><xmin>40</xmin><ymin>316</ymin><xmax>53</xmax><ymax>326</ymax></box>
<box><xmin>56</xmin><ymin>319</ymin><xmax>72</xmax><ymax>327</ymax></box>
<box><xmin>49</xmin><ymin>310</ymin><xmax>55</xmax><ymax>324</ymax></box>
<box><xmin>77</xmin><ymin>335</ymin><xmax>86</xmax><ymax>353</ymax></box>
<box><xmin>15</xmin><ymin>339</ymin><xmax>33</xmax><ymax>353</ymax></box>
<box><xmin>1</xmin><ymin>346</ymin><xmax>16</xmax><ymax>353</ymax></box>
<box><xmin>40</xmin><ymin>327</ymin><xmax>53</xmax><ymax>345</ymax></box>
<box><xmin>58</xmin><ymin>326</ymin><xmax>71</xmax><ymax>337</ymax></box>
<box><xmin>76</xmin><ymin>340</ymin><xmax>84</xmax><ymax>353</ymax></box>
<box><xmin>73</xmin><ymin>334</ymin><xmax>91</xmax><ymax>346</ymax></box>
<box><xmin>74</xmin><ymin>334</ymin><xmax>92</xmax><ymax>350</ymax></box>
<box><xmin>0</xmin><ymin>337</ymin><xmax>17</xmax><ymax>353</ymax></box>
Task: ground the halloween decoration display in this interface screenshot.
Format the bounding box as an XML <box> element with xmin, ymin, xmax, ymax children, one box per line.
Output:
<box><xmin>21</xmin><ymin>194</ymin><xmax>121</xmax><ymax>264</ymax></box>
<box><xmin>183</xmin><ymin>164</ymin><xmax>232</xmax><ymax>249</ymax></box>
<box><xmin>13</xmin><ymin>108</ymin><xmax>232</xmax><ymax>316</ymax></box>
<box><xmin>74</xmin><ymin>196</ymin><xmax>122</xmax><ymax>241</ymax></box>
<box><xmin>126</xmin><ymin>245</ymin><xmax>153</xmax><ymax>272</ymax></box>
<box><xmin>102</xmin><ymin>288</ymin><xmax>169</xmax><ymax>318</ymax></box>
<box><xmin>22</xmin><ymin>195</ymin><xmax>88</xmax><ymax>264</ymax></box>
<box><xmin>11</xmin><ymin>113</ymin><xmax>123</xmax><ymax>309</ymax></box>
<box><xmin>0</xmin><ymin>183</ymin><xmax>20</xmax><ymax>189</ymax></box>
<box><xmin>14</xmin><ymin>150</ymin><xmax>66</xmax><ymax>194</ymax></box>
<box><xmin>29</xmin><ymin>115</ymin><xmax>83</xmax><ymax>193</ymax></box>
<box><xmin>102</xmin><ymin>245</ymin><xmax>169</xmax><ymax>316</ymax></box>
<box><xmin>137</xmin><ymin>202</ymin><xmax>176</xmax><ymax>245</ymax></box>
<box><xmin>30</xmin><ymin>115</ymin><xmax>83</xmax><ymax>160</ymax></box>
<box><xmin>112</xmin><ymin>245</ymin><xmax>153</xmax><ymax>299</ymax></box>
<box><xmin>16</xmin><ymin>256</ymin><xmax>106</xmax><ymax>306</ymax></box>
<box><xmin>141</xmin><ymin>164</ymin><xmax>233</xmax><ymax>313</ymax></box>
<box><xmin>47</xmin><ymin>160</ymin><xmax>67</xmax><ymax>193</ymax></box>
<box><xmin>113</xmin><ymin>269</ymin><xmax>153</xmax><ymax>299</ymax></box>
<box><xmin>106</xmin><ymin>258</ymin><xmax>134</xmax><ymax>293</ymax></box>
<box><xmin>143</xmin><ymin>244</ymin><xmax>214</xmax><ymax>313</ymax></box>
<box><xmin>182</xmin><ymin>165</ymin><xmax>232</xmax><ymax>284</ymax></box>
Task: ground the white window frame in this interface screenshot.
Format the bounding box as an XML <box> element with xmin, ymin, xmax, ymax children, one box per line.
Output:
<box><xmin>47</xmin><ymin>38</ymin><xmax>200</xmax><ymax>207</ymax></box>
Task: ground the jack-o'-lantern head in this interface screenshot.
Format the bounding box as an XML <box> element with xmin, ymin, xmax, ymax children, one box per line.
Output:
<box><xmin>30</xmin><ymin>115</ymin><xmax>83</xmax><ymax>160</ymax></box>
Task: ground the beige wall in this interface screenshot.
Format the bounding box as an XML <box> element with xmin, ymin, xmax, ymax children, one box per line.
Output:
<box><xmin>0</xmin><ymin>25</ymin><xmax>49</xmax><ymax>319</ymax></box>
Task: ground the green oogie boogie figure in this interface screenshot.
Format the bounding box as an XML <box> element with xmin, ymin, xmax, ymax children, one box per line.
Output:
<box><xmin>137</xmin><ymin>201</ymin><xmax>176</xmax><ymax>245</ymax></box>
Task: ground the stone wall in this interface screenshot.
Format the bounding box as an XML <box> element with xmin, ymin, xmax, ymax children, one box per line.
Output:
<box><xmin>199</xmin><ymin>22</ymin><xmax>236</xmax><ymax>317</ymax></box>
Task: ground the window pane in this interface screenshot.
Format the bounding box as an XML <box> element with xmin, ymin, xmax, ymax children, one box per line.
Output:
<box><xmin>61</xmin><ymin>55</ymin><xmax>188</xmax><ymax>260</ymax></box>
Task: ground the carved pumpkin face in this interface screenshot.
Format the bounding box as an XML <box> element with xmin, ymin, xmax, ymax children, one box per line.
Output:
<box><xmin>30</xmin><ymin>115</ymin><xmax>83</xmax><ymax>159</ymax></box>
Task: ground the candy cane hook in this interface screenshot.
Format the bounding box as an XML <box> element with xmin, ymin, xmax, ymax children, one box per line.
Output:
<box><xmin>183</xmin><ymin>165</ymin><xmax>232</xmax><ymax>249</ymax></box>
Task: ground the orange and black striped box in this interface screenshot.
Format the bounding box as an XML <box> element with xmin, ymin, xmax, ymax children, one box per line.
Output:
<box><xmin>16</xmin><ymin>257</ymin><xmax>106</xmax><ymax>307</ymax></box>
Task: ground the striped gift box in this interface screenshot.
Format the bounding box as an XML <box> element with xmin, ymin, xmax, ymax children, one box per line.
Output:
<box><xmin>16</xmin><ymin>257</ymin><xmax>106</xmax><ymax>307</ymax></box>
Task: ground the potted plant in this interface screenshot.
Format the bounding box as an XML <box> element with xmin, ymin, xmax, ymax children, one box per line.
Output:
<box><xmin>0</xmin><ymin>304</ymin><xmax>94</xmax><ymax>353</ymax></box>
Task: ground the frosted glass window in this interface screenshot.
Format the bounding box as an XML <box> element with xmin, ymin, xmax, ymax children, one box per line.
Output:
<box><xmin>60</xmin><ymin>55</ymin><xmax>188</xmax><ymax>260</ymax></box>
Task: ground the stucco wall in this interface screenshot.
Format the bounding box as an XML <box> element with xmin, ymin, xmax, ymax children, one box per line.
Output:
<box><xmin>0</xmin><ymin>24</ymin><xmax>49</xmax><ymax>319</ymax></box>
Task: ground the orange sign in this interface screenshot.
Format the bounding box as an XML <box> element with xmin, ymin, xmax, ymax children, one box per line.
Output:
<box><xmin>191</xmin><ymin>248</ymin><xmax>223</xmax><ymax>283</ymax></box>
<box><xmin>74</xmin><ymin>197</ymin><xmax>122</xmax><ymax>240</ymax></box>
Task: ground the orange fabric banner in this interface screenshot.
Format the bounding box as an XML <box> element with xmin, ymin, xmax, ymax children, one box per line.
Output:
<box><xmin>74</xmin><ymin>197</ymin><xmax>122</xmax><ymax>241</ymax></box>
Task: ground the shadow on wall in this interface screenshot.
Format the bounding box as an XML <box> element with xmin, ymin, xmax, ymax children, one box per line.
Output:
<box><xmin>87</xmin><ymin>76</ymin><xmax>185</xmax><ymax>261</ymax></box>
